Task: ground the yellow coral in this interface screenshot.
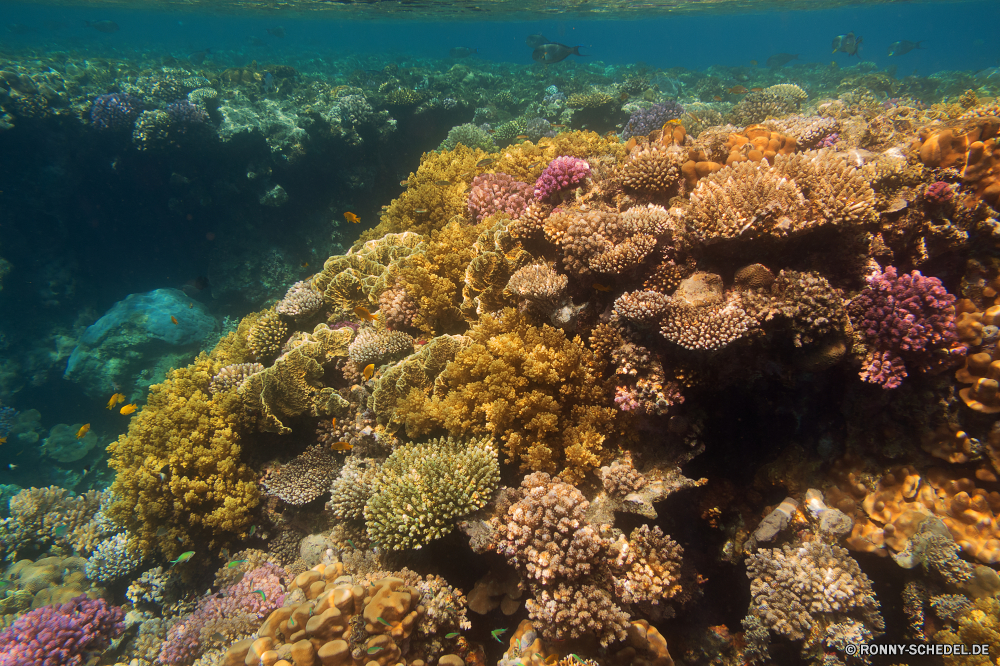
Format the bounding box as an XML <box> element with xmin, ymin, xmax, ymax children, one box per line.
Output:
<box><xmin>936</xmin><ymin>597</ymin><xmax>1000</xmax><ymax>666</ymax></box>
<box><xmin>106</xmin><ymin>353</ymin><xmax>259</xmax><ymax>558</ymax></box>
<box><xmin>396</xmin><ymin>309</ymin><xmax>617</xmax><ymax>482</ymax></box>
<box><xmin>461</xmin><ymin>219</ymin><xmax>533</xmax><ymax>318</ymax></box>
<box><xmin>313</xmin><ymin>232</ymin><xmax>425</xmax><ymax>313</ymax></box>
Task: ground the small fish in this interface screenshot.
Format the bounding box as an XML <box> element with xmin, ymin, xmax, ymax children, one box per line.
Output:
<box><xmin>543</xmin><ymin>655</ymin><xmax>559</xmax><ymax>665</ymax></box>
<box><xmin>525</xmin><ymin>33</ymin><xmax>550</xmax><ymax>48</ymax></box>
<box><xmin>713</xmin><ymin>95</ymin><xmax>723</xmax><ymax>101</ymax></box>
<box><xmin>766</xmin><ymin>53</ymin><xmax>799</xmax><ymax>68</ymax></box>
<box><xmin>354</xmin><ymin>306</ymin><xmax>377</xmax><ymax>322</ymax></box>
<box><xmin>106</xmin><ymin>393</ymin><xmax>125</xmax><ymax>409</ymax></box>
<box><xmin>170</xmin><ymin>315</ymin><xmax>179</xmax><ymax>325</ymax></box>
<box><xmin>252</xmin><ymin>589</ymin><xmax>266</xmax><ymax>602</ymax></box>
<box><xmin>550</xmin><ymin>124</ymin><xmax>566</xmax><ymax>128</ymax></box>
<box><xmin>331</xmin><ymin>441</ymin><xmax>353</xmax><ymax>452</ymax></box>
<box><xmin>491</xmin><ymin>628</ymin><xmax>507</xmax><ymax>642</ymax></box>
<box><xmin>266</xmin><ymin>26</ymin><xmax>286</xmax><ymax>38</ymax></box>
<box><xmin>120</xmin><ymin>403</ymin><xmax>138</xmax><ymax>415</ymax></box>
<box><xmin>377</xmin><ymin>617</ymin><xmax>392</xmax><ymax>627</ymax></box>
<box><xmin>750</xmin><ymin>87</ymin><xmax>763</xmax><ymax>92</ymax></box>
<box><xmin>749</xmin><ymin>59</ymin><xmax>758</xmax><ymax>66</ymax></box>
<box><xmin>515</xmin><ymin>134</ymin><xmax>529</xmax><ymax>139</ymax></box>
<box><xmin>54</xmin><ymin>525</ymin><xmax>68</xmax><ymax>537</ymax></box>
<box><xmin>85</xmin><ymin>20</ymin><xmax>120</xmax><ymax>33</ymax></box>
<box><xmin>449</xmin><ymin>47</ymin><xmax>478</xmax><ymax>58</ymax></box>
<box><xmin>435</xmin><ymin>180</ymin><xmax>451</xmax><ymax>186</ymax></box>
<box><xmin>227</xmin><ymin>559</ymin><xmax>248</xmax><ymax>568</ymax></box>
<box><xmin>593</xmin><ymin>283</ymin><xmax>611</xmax><ymax>292</ymax></box>
<box><xmin>8</xmin><ymin>463</ymin><xmax>17</xmax><ymax>471</ymax></box>
<box><xmin>346</xmin><ymin>538</ymin><xmax>356</xmax><ymax>548</ymax></box>
<box><xmin>570</xmin><ymin>655</ymin><xmax>585</xmax><ymax>664</ymax></box>
<box><xmin>211</xmin><ymin>632</ymin><xmax>226</xmax><ymax>643</ymax></box>
<box><xmin>888</xmin><ymin>40</ymin><xmax>925</xmax><ymax>57</ymax></box>
<box><xmin>301</xmin><ymin>262</ymin><xmax>309</xmax><ymax>268</ymax></box>
<box><xmin>331</xmin><ymin>417</ymin><xmax>337</xmax><ymax>426</ymax></box>
<box><xmin>169</xmin><ymin>551</ymin><xmax>195</xmax><ymax>566</ymax></box>
<box><xmin>363</xmin><ymin>364</ymin><xmax>376</xmax><ymax>381</ymax></box>
<box><xmin>367</xmin><ymin>646</ymin><xmax>383</xmax><ymax>654</ymax></box>
<box><xmin>400</xmin><ymin>179</ymin><xmax>409</xmax><ymax>186</ymax></box>
<box><xmin>344</xmin><ymin>211</ymin><xmax>361</xmax><ymax>224</ymax></box>
<box><xmin>413</xmin><ymin>208</ymin><xmax>429</xmax><ymax>215</ymax></box>
<box><xmin>221</xmin><ymin>548</ymin><xmax>230</xmax><ymax>558</ymax></box>
<box><xmin>249</xmin><ymin>525</ymin><xmax>257</xmax><ymax>536</ymax></box>
<box><xmin>0</xmin><ymin>436</ymin><xmax>5</xmax><ymax>445</ymax></box>
<box><xmin>188</xmin><ymin>302</ymin><xmax>193</xmax><ymax>308</ymax></box>
<box><xmin>532</xmin><ymin>43</ymin><xmax>585</xmax><ymax>64</ymax></box>
<box><xmin>831</xmin><ymin>32</ymin><xmax>862</xmax><ymax>56</ymax></box>
<box><xmin>76</xmin><ymin>424</ymin><xmax>90</xmax><ymax>439</ymax></box>
<box><xmin>528</xmin><ymin>161</ymin><xmax>542</xmax><ymax>168</ymax></box>
<box><xmin>445</xmin><ymin>632</ymin><xmax>460</xmax><ymax>638</ymax></box>
<box><xmin>156</xmin><ymin>527</ymin><xmax>169</xmax><ymax>537</ymax></box>
<box><xmin>159</xmin><ymin>464</ymin><xmax>170</xmax><ymax>482</ymax></box>
<box><xmin>476</xmin><ymin>158</ymin><xmax>496</xmax><ymax>168</ymax></box>
<box><xmin>728</xmin><ymin>85</ymin><xmax>748</xmax><ymax>94</ymax></box>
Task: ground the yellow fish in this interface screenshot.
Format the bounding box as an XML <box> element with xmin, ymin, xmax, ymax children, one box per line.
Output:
<box><xmin>344</xmin><ymin>211</ymin><xmax>360</xmax><ymax>224</ymax></box>
<box><xmin>354</xmin><ymin>306</ymin><xmax>377</xmax><ymax>322</ymax></box>
<box><xmin>76</xmin><ymin>424</ymin><xmax>90</xmax><ymax>439</ymax></box>
<box><xmin>331</xmin><ymin>441</ymin><xmax>353</xmax><ymax>451</ymax></box>
<box><xmin>120</xmin><ymin>403</ymin><xmax>138</xmax><ymax>415</ymax></box>
<box><xmin>363</xmin><ymin>364</ymin><xmax>375</xmax><ymax>381</ymax></box>
<box><xmin>106</xmin><ymin>393</ymin><xmax>125</xmax><ymax>409</ymax></box>
<box><xmin>0</xmin><ymin>436</ymin><xmax>6</xmax><ymax>445</ymax></box>
<box><xmin>593</xmin><ymin>283</ymin><xmax>611</xmax><ymax>292</ymax></box>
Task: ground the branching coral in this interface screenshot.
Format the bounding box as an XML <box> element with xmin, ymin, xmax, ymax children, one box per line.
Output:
<box><xmin>740</xmin><ymin>270</ymin><xmax>848</xmax><ymax>347</ymax></box>
<box><xmin>0</xmin><ymin>487</ymin><xmax>108</xmax><ymax>558</ymax></box>
<box><xmin>525</xmin><ymin>582</ymin><xmax>629</xmax><ymax>647</ymax></box>
<box><xmin>364</xmin><ymin>436</ymin><xmax>500</xmax><ymax>550</ymax></box>
<box><xmin>246</xmin><ymin>311</ymin><xmax>288</xmax><ymax>360</ymax></box>
<box><xmin>347</xmin><ymin>327</ymin><xmax>414</xmax><ymax>367</ymax></box>
<box><xmin>0</xmin><ymin>595</ymin><xmax>124</xmax><ymax>666</ymax></box>
<box><xmin>260</xmin><ymin>444</ymin><xmax>342</xmax><ymax>505</ymax></box>
<box><xmin>847</xmin><ymin>266</ymin><xmax>963</xmax><ymax>388</ymax></box>
<box><xmin>467</xmin><ymin>173</ymin><xmax>532</xmax><ymax>222</ymax></box>
<box><xmin>620</xmin><ymin>144</ymin><xmax>686</xmax><ymax>195</ymax></box>
<box><xmin>106</xmin><ymin>353</ymin><xmax>259</xmax><ymax>558</ymax></box>
<box><xmin>208</xmin><ymin>362</ymin><xmax>263</xmax><ymax>395</ymax></box>
<box><xmin>396</xmin><ymin>309</ymin><xmax>618</xmax><ymax>482</ymax></box>
<box><xmin>274</xmin><ymin>280</ymin><xmax>324</xmax><ymax>319</ymax></box>
<box><xmin>534</xmin><ymin>156</ymin><xmax>591</xmax><ymax>202</ymax></box>
<box><xmin>608</xmin><ymin>525</ymin><xmax>684</xmax><ymax>605</ymax></box>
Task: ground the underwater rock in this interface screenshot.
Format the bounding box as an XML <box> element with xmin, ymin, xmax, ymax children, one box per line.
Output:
<box><xmin>63</xmin><ymin>288</ymin><xmax>218</xmax><ymax>398</ymax></box>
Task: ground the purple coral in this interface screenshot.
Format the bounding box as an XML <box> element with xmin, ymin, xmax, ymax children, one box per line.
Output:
<box><xmin>0</xmin><ymin>595</ymin><xmax>124</xmax><ymax>666</ymax></box>
<box><xmin>816</xmin><ymin>132</ymin><xmax>839</xmax><ymax>149</ymax></box>
<box><xmin>621</xmin><ymin>100</ymin><xmax>684</xmax><ymax>140</ymax></box>
<box><xmin>90</xmin><ymin>93</ymin><xmax>143</xmax><ymax>130</ymax></box>
<box><xmin>533</xmin><ymin>156</ymin><xmax>591</xmax><ymax>202</ymax></box>
<box><xmin>159</xmin><ymin>563</ymin><xmax>286</xmax><ymax>665</ymax></box>
<box><xmin>925</xmin><ymin>181</ymin><xmax>954</xmax><ymax>205</ymax></box>
<box><xmin>847</xmin><ymin>266</ymin><xmax>964</xmax><ymax>389</ymax></box>
<box><xmin>467</xmin><ymin>172</ymin><xmax>532</xmax><ymax>222</ymax></box>
<box><xmin>165</xmin><ymin>99</ymin><xmax>208</xmax><ymax>124</ymax></box>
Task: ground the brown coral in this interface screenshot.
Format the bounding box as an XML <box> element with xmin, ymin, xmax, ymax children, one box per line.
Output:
<box><xmin>247</xmin><ymin>311</ymin><xmax>289</xmax><ymax>360</ymax></box>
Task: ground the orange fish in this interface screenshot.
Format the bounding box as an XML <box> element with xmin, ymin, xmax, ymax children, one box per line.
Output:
<box><xmin>363</xmin><ymin>363</ymin><xmax>375</xmax><ymax>381</ymax></box>
<box><xmin>331</xmin><ymin>417</ymin><xmax>337</xmax><ymax>426</ymax></box>
<box><xmin>728</xmin><ymin>86</ymin><xmax>748</xmax><ymax>94</ymax></box>
<box><xmin>120</xmin><ymin>403</ymin><xmax>138</xmax><ymax>415</ymax></box>
<box><xmin>301</xmin><ymin>262</ymin><xmax>309</xmax><ymax>268</ymax></box>
<box><xmin>344</xmin><ymin>212</ymin><xmax>360</xmax><ymax>224</ymax></box>
<box><xmin>713</xmin><ymin>95</ymin><xmax>723</xmax><ymax>101</ymax></box>
<box><xmin>515</xmin><ymin>135</ymin><xmax>529</xmax><ymax>140</ymax></box>
<box><xmin>330</xmin><ymin>441</ymin><xmax>353</xmax><ymax>452</ymax></box>
<box><xmin>0</xmin><ymin>436</ymin><xmax>5</xmax><ymax>445</ymax></box>
<box><xmin>354</xmin><ymin>306</ymin><xmax>377</xmax><ymax>322</ymax></box>
<box><xmin>76</xmin><ymin>424</ymin><xmax>90</xmax><ymax>439</ymax></box>
<box><xmin>170</xmin><ymin>315</ymin><xmax>179</xmax><ymax>325</ymax></box>
<box><xmin>106</xmin><ymin>393</ymin><xmax>125</xmax><ymax>409</ymax></box>
<box><xmin>593</xmin><ymin>283</ymin><xmax>611</xmax><ymax>292</ymax></box>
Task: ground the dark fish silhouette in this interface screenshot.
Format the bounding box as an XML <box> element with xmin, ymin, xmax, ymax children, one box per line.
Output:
<box><xmin>525</xmin><ymin>34</ymin><xmax>550</xmax><ymax>48</ymax></box>
<box><xmin>765</xmin><ymin>53</ymin><xmax>799</xmax><ymax>68</ymax></box>
<box><xmin>888</xmin><ymin>40</ymin><xmax>925</xmax><ymax>56</ymax></box>
<box><xmin>6</xmin><ymin>23</ymin><xmax>38</xmax><ymax>35</ymax></box>
<box><xmin>449</xmin><ymin>47</ymin><xmax>478</xmax><ymax>58</ymax></box>
<box><xmin>532</xmin><ymin>43</ymin><xmax>585</xmax><ymax>64</ymax></box>
<box><xmin>832</xmin><ymin>32</ymin><xmax>863</xmax><ymax>56</ymax></box>
<box><xmin>266</xmin><ymin>26</ymin><xmax>286</xmax><ymax>38</ymax></box>
<box><xmin>85</xmin><ymin>20</ymin><xmax>120</xmax><ymax>33</ymax></box>
<box><xmin>189</xmin><ymin>48</ymin><xmax>212</xmax><ymax>65</ymax></box>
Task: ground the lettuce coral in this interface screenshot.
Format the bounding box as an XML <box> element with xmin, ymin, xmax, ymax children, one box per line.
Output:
<box><xmin>396</xmin><ymin>308</ymin><xmax>617</xmax><ymax>482</ymax></box>
<box><xmin>105</xmin><ymin>353</ymin><xmax>259</xmax><ymax>558</ymax></box>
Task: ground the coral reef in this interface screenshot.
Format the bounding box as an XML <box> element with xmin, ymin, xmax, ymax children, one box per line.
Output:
<box><xmin>0</xmin><ymin>595</ymin><xmax>124</xmax><ymax>666</ymax></box>
<box><xmin>467</xmin><ymin>172</ymin><xmax>532</xmax><ymax>222</ymax></box>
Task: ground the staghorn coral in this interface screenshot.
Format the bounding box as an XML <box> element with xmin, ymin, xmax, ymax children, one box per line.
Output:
<box><xmin>847</xmin><ymin>266</ymin><xmax>963</xmax><ymax>389</ymax></box>
<box><xmin>364</xmin><ymin>436</ymin><xmax>499</xmax><ymax>550</ymax></box>
<box><xmin>106</xmin><ymin>353</ymin><xmax>259</xmax><ymax>558</ymax></box>
<box><xmin>207</xmin><ymin>362</ymin><xmax>263</xmax><ymax>395</ymax></box>
<box><xmin>326</xmin><ymin>456</ymin><xmax>379</xmax><ymax>522</ymax></box>
<box><xmin>274</xmin><ymin>280</ymin><xmax>324</xmax><ymax>319</ymax></box>
<box><xmin>396</xmin><ymin>309</ymin><xmax>618</xmax><ymax>482</ymax></box>
<box><xmin>84</xmin><ymin>532</ymin><xmax>143</xmax><ymax>583</ymax></box>
<box><xmin>608</xmin><ymin>524</ymin><xmax>684</xmax><ymax>606</ymax></box>
<box><xmin>534</xmin><ymin>156</ymin><xmax>591</xmax><ymax>202</ymax></box>
<box><xmin>246</xmin><ymin>311</ymin><xmax>288</xmax><ymax>360</ymax></box>
<box><xmin>347</xmin><ymin>327</ymin><xmax>414</xmax><ymax>367</ymax></box>
<box><xmin>744</xmin><ymin>541</ymin><xmax>884</xmax><ymax>662</ymax></box>
<box><xmin>260</xmin><ymin>444</ymin><xmax>342</xmax><ymax>505</ymax></box>
<box><xmin>740</xmin><ymin>270</ymin><xmax>848</xmax><ymax>347</ymax></box>
<box><xmin>467</xmin><ymin>172</ymin><xmax>533</xmax><ymax>223</ymax></box>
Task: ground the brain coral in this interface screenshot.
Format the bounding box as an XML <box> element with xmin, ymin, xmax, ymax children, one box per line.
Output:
<box><xmin>364</xmin><ymin>436</ymin><xmax>500</xmax><ymax>550</ymax></box>
<box><xmin>396</xmin><ymin>308</ymin><xmax>618</xmax><ymax>482</ymax></box>
<box><xmin>105</xmin><ymin>353</ymin><xmax>259</xmax><ymax>558</ymax></box>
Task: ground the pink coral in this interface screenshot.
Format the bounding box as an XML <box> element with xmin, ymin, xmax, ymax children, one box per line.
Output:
<box><xmin>0</xmin><ymin>596</ymin><xmax>124</xmax><ymax>666</ymax></box>
<box><xmin>925</xmin><ymin>181</ymin><xmax>954</xmax><ymax>205</ymax></box>
<box><xmin>467</xmin><ymin>173</ymin><xmax>532</xmax><ymax>222</ymax></box>
<box><xmin>534</xmin><ymin>156</ymin><xmax>591</xmax><ymax>202</ymax></box>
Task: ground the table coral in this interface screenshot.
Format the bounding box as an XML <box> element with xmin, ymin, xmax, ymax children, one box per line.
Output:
<box><xmin>396</xmin><ymin>309</ymin><xmax>617</xmax><ymax>482</ymax></box>
<box><xmin>105</xmin><ymin>353</ymin><xmax>259</xmax><ymax>558</ymax></box>
<box><xmin>364</xmin><ymin>436</ymin><xmax>499</xmax><ymax>550</ymax></box>
<box><xmin>846</xmin><ymin>266</ymin><xmax>963</xmax><ymax>389</ymax></box>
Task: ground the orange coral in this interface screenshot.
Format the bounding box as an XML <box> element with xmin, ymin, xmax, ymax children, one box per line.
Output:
<box><xmin>915</xmin><ymin>116</ymin><xmax>1000</xmax><ymax>208</ymax></box>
